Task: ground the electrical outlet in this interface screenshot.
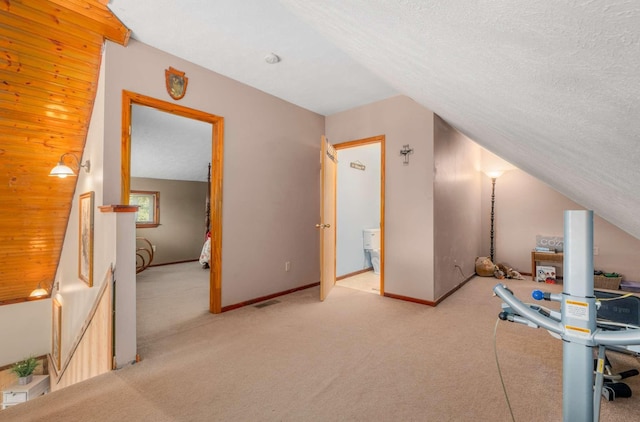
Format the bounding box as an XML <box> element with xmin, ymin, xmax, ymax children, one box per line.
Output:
<box><xmin>152</xmin><ymin>245</ymin><xmax>156</xmax><ymax>252</ymax></box>
<box><xmin>285</xmin><ymin>261</ymin><xmax>291</xmax><ymax>272</ymax></box>
<box><xmin>593</xmin><ymin>246</ymin><xmax>599</xmax><ymax>256</ymax></box>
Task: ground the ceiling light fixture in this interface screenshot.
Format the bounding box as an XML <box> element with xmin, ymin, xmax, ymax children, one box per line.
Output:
<box><xmin>49</xmin><ymin>153</ymin><xmax>90</xmax><ymax>178</ymax></box>
<box><xmin>264</xmin><ymin>52</ymin><xmax>281</xmax><ymax>64</ymax></box>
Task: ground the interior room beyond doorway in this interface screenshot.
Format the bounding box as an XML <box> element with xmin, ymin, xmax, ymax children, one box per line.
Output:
<box><xmin>338</xmin><ymin>270</ymin><xmax>379</xmax><ymax>294</ymax></box>
<box><xmin>334</xmin><ymin>136</ymin><xmax>384</xmax><ymax>295</ymax></box>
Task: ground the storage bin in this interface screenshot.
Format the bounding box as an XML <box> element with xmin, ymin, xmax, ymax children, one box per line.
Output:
<box><xmin>594</xmin><ymin>275</ymin><xmax>622</xmax><ymax>290</ymax></box>
<box><xmin>620</xmin><ymin>280</ymin><xmax>640</xmax><ymax>293</ymax></box>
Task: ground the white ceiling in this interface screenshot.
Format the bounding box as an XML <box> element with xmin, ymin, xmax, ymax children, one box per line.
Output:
<box><xmin>131</xmin><ymin>105</ymin><xmax>212</xmax><ymax>182</ymax></box>
<box><xmin>108</xmin><ymin>0</ymin><xmax>398</xmax><ymax>115</ymax></box>
<box><xmin>108</xmin><ymin>0</ymin><xmax>640</xmax><ymax>240</ymax></box>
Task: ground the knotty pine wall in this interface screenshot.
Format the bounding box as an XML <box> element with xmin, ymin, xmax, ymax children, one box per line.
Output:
<box><xmin>0</xmin><ymin>0</ymin><xmax>128</xmax><ymax>303</ymax></box>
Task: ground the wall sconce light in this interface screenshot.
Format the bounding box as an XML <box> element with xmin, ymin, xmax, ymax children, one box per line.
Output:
<box><xmin>400</xmin><ymin>144</ymin><xmax>414</xmax><ymax>165</ymax></box>
<box><xmin>29</xmin><ymin>282</ymin><xmax>49</xmax><ymax>298</ymax></box>
<box><xmin>49</xmin><ymin>153</ymin><xmax>90</xmax><ymax>178</ymax></box>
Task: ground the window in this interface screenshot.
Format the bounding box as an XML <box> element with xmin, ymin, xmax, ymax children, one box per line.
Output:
<box><xmin>130</xmin><ymin>191</ymin><xmax>160</xmax><ymax>228</ymax></box>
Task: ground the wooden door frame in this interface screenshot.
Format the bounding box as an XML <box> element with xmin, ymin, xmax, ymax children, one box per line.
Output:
<box><xmin>120</xmin><ymin>90</ymin><xmax>224</xmax><ymax>313</ymax></box>
<box><xmin>334</xmin><ymin>135</ymin><xmax>385</xmax><ymax>295</ymax></box>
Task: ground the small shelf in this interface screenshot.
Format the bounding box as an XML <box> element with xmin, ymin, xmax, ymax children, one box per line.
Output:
<box><xmin>1</xmin><ymin>375</ymin><xmax>49</xmax><ymax>410</ymax></box>
<box><xmin>531</xmin><ymin>251</ymin><xmax>563</xmax><ymax>281</ymax></box>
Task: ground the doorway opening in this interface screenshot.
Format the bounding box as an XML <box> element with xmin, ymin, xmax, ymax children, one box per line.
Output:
<box><xmin>334</xmin><ymin>135</ymin><xmax>385</xmax><ymax>295</ymax></box>
<box><xmin>121</xmin><ymin>91</ymin><xmax>224</xmax><ymax>324</ymax></box>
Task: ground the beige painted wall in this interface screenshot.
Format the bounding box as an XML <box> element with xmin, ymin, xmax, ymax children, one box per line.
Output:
<box><xmin>104</xmin><ymin>40</ymin><xmax>325</xmax><ymax>306</ymax></box>
<box><xmin>433</xmin><ymin>116</ymin><xmax>483</xmax><ymax>300</ymax></box>
<box><xmin>0</xmin><ymin>300</ymin><xmax>50</xmax><ymax>367</ymax></box>
<box><xmin>482</xmin><ymin>168</ymin><xmax>640</xmax><ymax>282</ymax></box>
<box><xmin>327</xmin><ymin>96</ymin><xmax>436</xmax><ymax>301</ymax></box>
<box><xmin>132</xmin><ymin>178</ymin><xmax>208</xmax><ymax>265</ymax></box>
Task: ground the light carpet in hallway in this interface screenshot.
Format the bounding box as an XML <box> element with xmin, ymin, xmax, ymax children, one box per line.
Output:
<box><xmin>2</xmin><ymin>276</ymin><xmax>639</xmax><ymax>421</ymax></box>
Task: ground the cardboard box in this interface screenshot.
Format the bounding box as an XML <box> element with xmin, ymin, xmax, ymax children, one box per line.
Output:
<box><xmin>536</xmin><ymin>265</ymin><xmax>556</xmax><ymax>282</ymax></box>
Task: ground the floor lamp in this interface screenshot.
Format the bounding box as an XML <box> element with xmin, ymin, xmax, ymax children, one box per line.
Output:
<box><xmin>484</xmin><ymin>170</ymin><xmax>504</xmax><ymax>263</ymax></box>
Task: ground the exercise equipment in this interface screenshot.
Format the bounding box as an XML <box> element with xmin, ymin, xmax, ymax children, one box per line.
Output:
<box><xmin>494</xmin><ymin>210</ymin><xmax>640</xmax><ymax>422</ymax></box>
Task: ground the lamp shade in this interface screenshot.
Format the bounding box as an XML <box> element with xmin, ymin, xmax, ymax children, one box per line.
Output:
<box><xmin>483</xmin><ymin>170</ymin><xmax>504</xmax><ymax>179</ymax></box>
<box><xmin>29</xmin><ymin>286</ymin><xmax>48</xmax><ymax>297</ymax></box>
<box><xmin>49</xmin><ymin>163</ymin><xmax>76</xmax><ymax>178</ymax></box>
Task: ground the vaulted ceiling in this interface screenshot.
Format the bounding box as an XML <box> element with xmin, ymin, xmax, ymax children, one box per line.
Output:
<box><xmin>108</xmin><ymin>0</ymin><xmax>640</xmax><ymax>243</ymax></box>
<box><xmin>3</xmin><ymin>1</ymin><xmax>639</xmax><ymax>302</ymax></box>
<box><xmin>0</xmin><ymin>0</ymin><xmax>129</xmax><ymax>303</ymax></box>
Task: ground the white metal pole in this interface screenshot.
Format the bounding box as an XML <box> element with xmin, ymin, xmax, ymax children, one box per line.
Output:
<box><xmin>562</xmin><ymin>210</ymin><xmax>596</xmax><ymax>421</ymax></box>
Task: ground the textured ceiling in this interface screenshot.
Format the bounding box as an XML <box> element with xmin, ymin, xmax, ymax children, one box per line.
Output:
<box><xmin>131</xmin><ymin>105</ymin><xmax>212</xmax><ymax>182</ymax></box>
<box><xmin>107</xmin><ymin>0</ymin><xmax>397</xmax><ymax>115</ymax></box>
<box><xmin>108</xmin><ymin>0</ymin><xmax>640</xmax><ymax>240</ymax></box>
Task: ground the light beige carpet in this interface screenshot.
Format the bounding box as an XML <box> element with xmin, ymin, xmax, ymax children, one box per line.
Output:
<box><xmin>136</xmin><ymin>262</ymin><xmax>210</xmax><ymax>349</ymax></box>
<box><xmin>2</xmin><ymin>275</ymin><xmax>640</xmax><ymax>421</ymax></box>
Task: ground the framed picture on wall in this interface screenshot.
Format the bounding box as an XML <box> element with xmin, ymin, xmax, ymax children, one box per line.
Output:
<box><xmin>79</xmin><ymin>191</ymin><xmax>94</xmax><ymax>287</ymax></box>
<box><xmin>52</xmin><ymin>298</ymin><xmax>62</xmax><ymax>371</ymax></box>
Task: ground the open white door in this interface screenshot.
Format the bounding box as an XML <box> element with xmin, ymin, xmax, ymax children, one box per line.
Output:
<box><xmin>318</xmin><ymin>136</ymin><xmax>337</xmax><ymax>301</ymax></box>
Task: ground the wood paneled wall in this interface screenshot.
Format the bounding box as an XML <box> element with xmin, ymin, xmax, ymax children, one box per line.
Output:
<box><xmin>0</xmin><ymin>1</ymin><xmax>129</xmax><ymax>302</ymax></box>
<box><xmin>49</xmin><ymin>267</ymin><xmax>113</xmax><ymax>391</ymax></box>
